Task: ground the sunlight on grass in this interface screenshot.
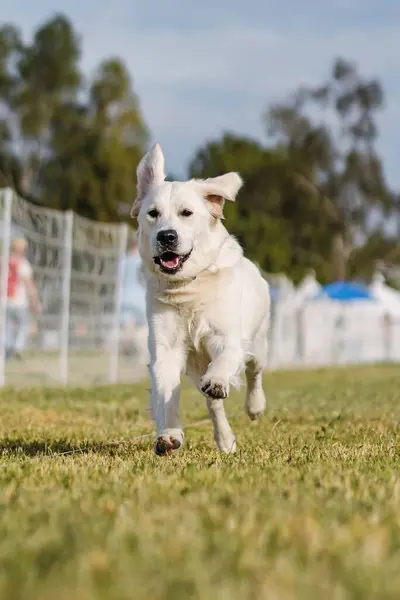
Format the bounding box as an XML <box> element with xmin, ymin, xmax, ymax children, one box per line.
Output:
<box><xmin>0</xmin><ymin>365</ymin><xmax>399</xmax><ymax>600</ymax></box>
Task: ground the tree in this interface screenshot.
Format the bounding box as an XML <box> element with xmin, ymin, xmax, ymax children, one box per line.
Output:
<box><xmin>0</xmin><ymin>16</ymin><xmax>82</xmax><ymax>195</ymax></box>
<box><xmin>42</xmin><ymin>57</ymin><xmax>148</xmax><ymax>220</ymax></box>
<box><xmin>188</xmin><ymin>134</ymin><xmax>330</xmax><ymax>282</ymax></box>
<box><xmin>189</xmin><ymin>133</ymin><xmax>268</xmax><ymax>178</ymax></box>
<box><xmin>0</xmin><ymin>24</ymin><xmax>23</xmax><ymax>191</ymax></box>
<box><xmin>188</xmin><ymin>60</ymin><xmax>399</xmax><ymax>283</ymax></box>
<box><xmin>0</xmin><ymin>14</ymin><xmax>149</xmax><ymax>220</ymax></box>
<box><xmin>265</xmin><ymin>57</ymin><xmax>397</xmax><ymax>280</ymax></box>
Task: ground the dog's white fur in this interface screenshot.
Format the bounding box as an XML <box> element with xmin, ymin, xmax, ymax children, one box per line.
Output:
<box><xmin>132</xmin><ymin>143</ymin><xmax>270</xmax><ymax>454</ymax></box>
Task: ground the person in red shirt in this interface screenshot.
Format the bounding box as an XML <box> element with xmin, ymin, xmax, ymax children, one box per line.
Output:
<box><xmin>6</xmin><ymin>237</ymin><xmax>41</xmax><ymax>360</ymax></box>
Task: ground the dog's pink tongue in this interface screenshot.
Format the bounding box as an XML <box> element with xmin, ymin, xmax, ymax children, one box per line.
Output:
<box><xmin>162</xmin><ymin>256</ymin><xmax>179</xmax><ymax>268</ymax></box>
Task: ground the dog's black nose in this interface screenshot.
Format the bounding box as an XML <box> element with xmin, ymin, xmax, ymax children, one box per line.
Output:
<box><xmin>157</xmin><ymin>229</ymin><xmax>178</xmax><ymax>247</ymax></box>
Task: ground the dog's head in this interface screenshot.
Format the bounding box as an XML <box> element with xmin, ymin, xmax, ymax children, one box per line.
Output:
<box><xmin>131</xmin><ymin>144</ymin><xmax>243</xmax><ymax>280</ymax></box>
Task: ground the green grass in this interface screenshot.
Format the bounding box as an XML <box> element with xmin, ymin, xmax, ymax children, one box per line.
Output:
<box><xmin>5</xmin><ymin>349</ymin><xmax>146</xmax><ymax>387</ymax></box>
<box><xmin>1</xmin><ymin>364</ymin><xmax>400</xmax><ymax>600</ymax></box>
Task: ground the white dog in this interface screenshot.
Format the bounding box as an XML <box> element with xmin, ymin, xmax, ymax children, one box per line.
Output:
<box><xmin>131</xmin><ymin>144</ymin><xmax>270</xmax><ymax>455</ymax></box>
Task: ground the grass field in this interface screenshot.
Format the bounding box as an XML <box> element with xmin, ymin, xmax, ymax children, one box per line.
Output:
<box><xmin>4</xmin><ymin>349</ymin><xmax>147</xmax><ymax>387</ymax></box>
<box><xmin>1</xmin><ymin>364</ymin><xmax>400</xmax><ymax>600</ymax></box>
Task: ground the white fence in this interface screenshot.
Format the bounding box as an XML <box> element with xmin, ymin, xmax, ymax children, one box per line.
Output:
<box><xmin>0</xmin><ymin>188</ymin><xmax>147</xmax><ymax>388</ymax></box>
<box><xmin>269</xmin><ymin>299</ymin><xmax>400</xmax><ymax>368</ymax></box>
<box><xmin>0</xmin><ymin>187</ymin><xmax>399</xmax><ymax>388</ymax></box>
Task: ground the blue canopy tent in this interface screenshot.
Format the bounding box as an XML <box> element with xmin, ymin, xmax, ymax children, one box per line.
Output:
<box><xmin>312</xmin><ymin>281</ymin><xmax>375</xmax><ymax>302</ymax></box>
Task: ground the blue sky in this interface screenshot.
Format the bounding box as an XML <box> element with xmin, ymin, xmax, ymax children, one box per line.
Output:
<box><xmin>2</xmin><ymin>0</ymin><xmax>400</xmax><ymax>187</ymax></box>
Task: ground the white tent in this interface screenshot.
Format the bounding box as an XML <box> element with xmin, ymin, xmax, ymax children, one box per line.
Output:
<box><xmin>282</xmin><ymin>270</ymin><xmax>321</xmax><ymax>310</ymax></box>
<box><xmin>369</xmin><ymin>273</ymin><xmax>400</xmax><ymax>317</ymax></box>
<box><xmin>269</xmin><ymin>271</ymin><xmax>321</xmax><ymax>366</ymax></box>
<box><xmin>270</xmin><ymin>273</ymin><xmax>400</xmax><ymax>368</ymax></box>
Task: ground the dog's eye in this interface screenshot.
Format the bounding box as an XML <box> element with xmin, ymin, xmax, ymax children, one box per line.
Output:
<box><xmin>180</xmin><ymin>209</ymin><xmax>193</xmax><ymax>217</ymax></box>
<box><xmin>148</xmin><ymin>209</ymin><xmax>160</xmax><ymax>219</ymax></box>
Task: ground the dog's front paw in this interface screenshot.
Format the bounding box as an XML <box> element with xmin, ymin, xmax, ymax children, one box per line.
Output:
<box><xmin>154</xmin><ymin>430</ymin><xmax>184</xmax><ymax>456</ymax></box>
<box><xmin>200</xmin><ymin>377</ymin><xmax>229</xmax><ymax>399</ymax></box>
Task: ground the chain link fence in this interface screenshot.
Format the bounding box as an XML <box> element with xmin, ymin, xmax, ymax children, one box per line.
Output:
<box><xmin>0</xmin><ymin>188</ymin><xmax>147</xmax><ymax>387</ymax></box>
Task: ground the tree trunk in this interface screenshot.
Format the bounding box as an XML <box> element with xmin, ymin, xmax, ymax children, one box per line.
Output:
<box><xmin>331</xmin><ymin>232</ymin><xmax>349</xmax><ymax>281</ymax></box>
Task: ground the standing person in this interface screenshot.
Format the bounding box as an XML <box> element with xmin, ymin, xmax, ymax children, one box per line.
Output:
<box><xmin>5</xmin><ymin>237</ymin><xmax>41</xmax><ymax>360</ymax></box>
<box><xmin>119</xmin><ymin>236</ymin><xmax>147</xmax><ymax>358</ymax></box>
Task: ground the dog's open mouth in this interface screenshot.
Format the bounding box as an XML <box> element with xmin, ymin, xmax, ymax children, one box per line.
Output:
<box><xmin>154</xmin><ymin>250</ymin><xmax>192</xmax><ymax>274</ymax></box>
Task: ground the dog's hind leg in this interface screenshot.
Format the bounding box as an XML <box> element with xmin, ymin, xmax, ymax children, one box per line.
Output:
<box><xmin>245</xmin><ymin>331</ymin><xmax>268</xmax><ymax>421</ymax></box>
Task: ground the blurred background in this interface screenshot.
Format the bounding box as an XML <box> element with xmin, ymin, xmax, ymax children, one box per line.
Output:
<box><xmin>0</xmin><ymin>1</ymin><xmax>399</xmax><ymax>386</ymax></box>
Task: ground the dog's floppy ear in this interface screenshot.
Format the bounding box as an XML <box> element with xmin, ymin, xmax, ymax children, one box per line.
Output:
<box><xmin>131</xmin><ymin>143</ymin><xmax>166</xmax><ymax>218</ymax></box>
<box><xmin>198</xmin><ymin>173</ymin><xmax>243</xmax><ymax>219</ymax></box>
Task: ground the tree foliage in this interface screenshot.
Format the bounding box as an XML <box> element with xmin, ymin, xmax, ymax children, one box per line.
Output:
<box><xmin>0</xmin><ymin>14</ymin><xmax>148</xmax><ymax>220</ymax></box>
<box><xmin>189</xmin><ymin>60</ymin><xmax>399</xmax><ymax>282</ymax></box>
<box><xmin>0</xmin><ymin>17</ymin><xmax>398</xmax><ymax>281</ymax></box>
<box><xmin>264</xmin><ymin>58</ymin><xmax>397</xmax><ymax>280</ymax></box>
